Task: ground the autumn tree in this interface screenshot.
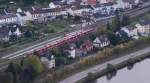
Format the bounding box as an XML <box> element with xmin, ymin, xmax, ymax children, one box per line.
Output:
<box><xmin>28</xmin><ymin>55</ymin><xmax>43</xmax><ymax>74</ymax></box>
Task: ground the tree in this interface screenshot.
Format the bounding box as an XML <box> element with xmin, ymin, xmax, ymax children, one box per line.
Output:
<box><xmin>119</xmin><ymin>31</ymin><xmax>129</xmax><ymax>43</ymax></box>
<box><xmin>89</xmin><ymin>34</ymin><xmax>96</xmax><ymax>41</ymax></box>
<box><xmin>28</xmin><ymin>55</ymin><xmax>43</xmax><ymax>74</ymax></box>
<box><xmin>74</xmin><ymin>15</ymin><xmax>81</xmax><ymax>23</ymax></box>
<box><xmin>9</xmin><ymin>35</ymin><xmax>17</xmax><ymax>42</ymax></box>
<box><xmin>55</xmin><ymin>57</ymin><xmax>69</xmax><ymax>66</ymax></box>
<box><xmin>51</xmin><ymin>47</ymin><xmax>61</xmax><ymax>57</ymax></box>
<box><xmin>24</xmin><ymin>30</ymin><xmax>33</xmax><ymax>38</ymax></box>
<box><xmin>112</xmin><ymin>10</ymin><xmax>121</xmax><ymax>32</ymax></box>
<box><xmin>0</xmin><ymin>72</ymin><xmax>13</xmax><ymax>83</ymax></box>
<box><xmin>67</xmin><ymin>13</ymin><xmax>73</xmax><ymax>23</ymax></box>
<box><xmin>121</xmin><ymin>14</ymin><xmax>130</xmax><ymax>26</ymax></box>
<box><xmin>107</xmin><ymin>31</ymin><xmax>120</xmax><ymax>45</ymax></box>
<box><xmin>5</xmin><ymin>62</ymin><xmax>21</xmax><ymax>83</ymax></box>
<box><xmin>21</xmin><ymin>0</ymin><xmax>35</xmax><ymax>5</ymax></box>
<box><xmin>107</xmin><ymin>64</ymin><xmax>117</xmax><ymax>72</ymax></box>
<box><xmin>106</xmin><ymin>22</ymin><xmax>111</xmax><ymax>31</ymax></box>
<box><xmin>86</xmin><ymin>72</ymin><xmax>95</xmax><ymax>81</ymax></box>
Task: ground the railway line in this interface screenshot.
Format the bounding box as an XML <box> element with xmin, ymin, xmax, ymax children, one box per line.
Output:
<box><xmin>0</xmin><ymin>3</ymin><xmax>150</xmax><ymax>70</ymax></box>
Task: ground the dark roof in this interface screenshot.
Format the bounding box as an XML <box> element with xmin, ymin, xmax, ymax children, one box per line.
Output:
<box><xmin>139</xmin><ymin>19</ymin><xmax>150</xmax><ymax>25</ymax></box>
<box><xmin>123</xmin><ymin>0</ymin><xmax>136</xmax><ymax>4</ymax></box>
<box><xmin>93</xmin><ymin>2</ymin><xmax>115</xmax><ymax>8</ymax></box>
<box><xmin>0</xmin><ymin>14</ymin><xmax>16</xmax><ymax>20</ymax></box>
<box><xmin>93</xmin><ymin>13</ymin><xmax>108</xmax><ymax>18</ymax></box>
<box><xmin>4</xmin><ymin>9</ymin><xmax>12</xmax><ymax>14</ymax></box>
<box><xmin>40</xmin><ymin>50</ymin><xmax>53</xmax><ymax>60</ymax></box>
<box><xmin>18</xmin><ymin>12</ymin><xmax>26</xmax><ymax>16</ymax></box>
<box><xmin>21</xmin><ymin>6</ymin><xmax>43</xmax><ymax>12</ymax></box>
<box><xmin>101</xmin><ymin>2</ymin><xmax>114</xmax><ymax>6</ymax></box>
<box><xmin>0</xmin><ymin>8</ymin><xmax>12</xmax><ymax>15</ymax></box>
<box><xmin>98</xmin><ymin>35</ymin><xmax>109</xmax><ymax>43</ymax></box>
<box><xmin>53</xmin><ymin>1</ymin><xmax>64</xmax><ymax>5</ymax></box>
<box><xmin>93</xmin><ymin>4</ymin><xmax>102</xmax><ymax>8</ymax></box>
<box><xmin>30</xmin><ymin>8</ymin><xmax>66</xmax><ymax>14</ymax></box>
<box><xmin>78</xmin><ymin>5</ymin><xmax>92</xmax><ymax>9</ymax></box>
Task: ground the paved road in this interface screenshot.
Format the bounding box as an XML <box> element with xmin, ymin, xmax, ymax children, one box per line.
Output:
<box><xmin>60</xmin><ymin>46</ymin><xmax>150</xmax><ymax>83</ymax></box>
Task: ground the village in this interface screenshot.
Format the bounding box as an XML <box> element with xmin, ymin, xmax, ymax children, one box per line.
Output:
<box><xmin>0</xmin><ymin>0</ymin><xmax>148</xmax><ymax>68</ymax></box>
<box><xmin>0</xmin><ymin>0</ymin><xmax>149</xmax><ymax>83</ymax></box>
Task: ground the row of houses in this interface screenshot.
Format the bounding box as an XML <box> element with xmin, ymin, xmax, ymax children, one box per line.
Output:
<box><xmin>0</xmin><ymin>0</ymin><xmax>140</xmax><ymax>26</ymax></box>
<box><xmin>121</xmin><ymin>19</ymin><xmax>150</xmax><ymax>40</ymax></box>
<box><xmin>40</xmin><ymin>18</ymin><xmax>150</xmax><ymax>69</ymax></box>
<box><xmin>39</xmin><ymin>34</ymin><xmax>110</xmax><ymax>68</ymax></box>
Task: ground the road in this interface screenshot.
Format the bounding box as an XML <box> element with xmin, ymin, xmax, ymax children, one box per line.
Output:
<box><xmin>60</xmin><ymin>46</ymin><xmax>150</xmax><ymax>83</ymax></box>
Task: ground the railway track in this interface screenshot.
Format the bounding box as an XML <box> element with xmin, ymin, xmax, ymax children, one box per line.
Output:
<box><xmin>0</xmin><ymin>4</ymin><xmax>150</xmax><ymax>70</ymax></box>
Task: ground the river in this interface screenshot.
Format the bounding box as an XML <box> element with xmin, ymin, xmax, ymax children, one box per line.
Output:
<box><xmin>96</xmin><ymin>59</ymin><xmax>150</xmax><ymax>83</ymax></box>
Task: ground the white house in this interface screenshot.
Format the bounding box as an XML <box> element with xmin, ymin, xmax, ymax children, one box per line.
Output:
<box><xmin>92</xmin><ymin>2</ymin><xmax>115</xmax><ymax>14</ymax></box>
<box><xmin>41</xmin><ymin>55</ymin><xmax>55</xmax><ymax>69</ymax></box>
<box><xmin>27</xmin><ymin>7</ymin><xmax>67</xmax><ymax>21</ymax></box>
<box><xmin>71</xmin><ymin>5</ymin><xmax>93</xmax><ymax>16</ymax></box>
<box><xmin>49</xmin><ymin>2</ymin><xmax>57</xmax><ymax>9</ymax></box>
<box><xmin>121</xmin><ymin>0</ymin><xmax>140</xmax><ymax>9</ymax></box>
<box><xmin>13</xmin><ymin>28</ymin><xmax>22</xmax><ymax>37</ymax></box>
<box><xmin>16</xmin><ymin>12</ymin><xmax>30</xmax><ymax>25</ymax></box>
<box><xmin>121</xmin><ymin>20</ymin><xmax>150</xmax><ymax>39</ymax></box>
<box><xmin>0</xmin><ymin>14</ymin><xmax>18</xmax><ymax>25</ymax></box>
<box><xmin>68</xmin><ymin>46</ymin><xmax>76</xmax><ymax>58</ymax></box>
<box><xmin>93</xmin><ymin>35</ymin><xmax>110</xmax><ymax>48</ymax></box>
<box><xmin>121</xmin><ymin>27</ymin><xmax>139</xmax><ymax>39</ymax></box>
<box><xmin>135</xmin><ymin>21</ymin><xmax>150</xmax><ymax>36</ymax></box>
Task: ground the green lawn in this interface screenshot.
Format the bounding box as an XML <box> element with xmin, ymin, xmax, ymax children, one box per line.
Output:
<box><xmin>46</xmin><ymin>20</ymin><xmax>70</xmax><ymax>33</ymax></box>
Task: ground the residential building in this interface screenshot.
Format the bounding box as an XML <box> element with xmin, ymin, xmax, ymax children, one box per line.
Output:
<box><xmin>122</xmin><ymin>0</ymin><xmax>140</xmax><ymax>9</ymax></box>
<box><xmin>81</xmin><ymin>0</ymin><xmax>97</xmax><ymax>5</ymax></box>
<box><xmin>135</xmin><ymin>20</ymin><xmax>150</xmax><ymax>36</ymax></box>
<box><xmin>40</xmin><ymin>51</ymin><xmax>55</xmax><ymax>69</ymax></box>
<box><xmin>97</xmin><ymin>0</ymin><xmax>115</xmax><ymax>4</ymax></box>
<box><xmin>71</xmin><ymin>5</ymin><xmax>93</xmax><ymax>16</ymax></box>
<box><xmin>80</xmin><ymin>40</ymin><xmax>93</xmax><ymax>56</ymax></box>
<box><xmin>67</xmin><ymin>43</ymin><xmax>76</xmax><ymax>58</ymax></box>
<box><xmin>92</xmin><ymin>2</ymin><xmax>115</xmax><ymax>14</ymax></box>
<box><xmin>122</xmin><ymin>27</ymin><xmax>139</xmax><ymax>40</ymax></box>
<box><xmin>0</xmin><ymin>24</ymin><xmax>22</xmax><ymax>42</ymax></box>
<box><xmin>16</xmin><ymin>12</ymin><xmax>29</xmax><ymax>25</ymax></box>
<box><xmin>49</xmin><ymin>2</ymin><xmax>58</xmax><ymax>9</ymax></box>
<box><xmin>93</xmin><ymin>35</ymin><xmax>110</xmax><ymax>48</ymax></box>
<box><xmin>0</xmin><ymin>14</ymin><xmax>18</xmax><ymax>25</ymax></box>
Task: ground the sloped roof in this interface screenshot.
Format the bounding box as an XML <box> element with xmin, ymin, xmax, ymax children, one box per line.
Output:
<box><xmin>0</xmin><ymin>14</ymin><xmax>16</xmax><ymax>20</ymax></box>
<box><xmin>139</xmin><ymin>19</ymin><xmax>150</xmax><ymax>26</ymax></box>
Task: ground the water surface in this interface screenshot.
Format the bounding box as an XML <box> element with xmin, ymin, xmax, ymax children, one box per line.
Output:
<box><xmin>97</xmin><ymin>59</ymin><xmax>150</xmax><ymax>83</ymax></box>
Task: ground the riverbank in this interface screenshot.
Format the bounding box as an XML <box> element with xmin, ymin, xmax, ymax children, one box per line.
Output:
<box><xmin>32</xmin><ymin>11</ymin><xmax>150</xmax><ymax>83</ymax></box>
<box><xmin>59</xmin><ymin>37</ymin><xmax>150</xmax><ymax>83</ymax></box>
<box><xmin>77</xmin><ymin>50</ymin><xmax>150</xmax><ymax>83</ymax></box>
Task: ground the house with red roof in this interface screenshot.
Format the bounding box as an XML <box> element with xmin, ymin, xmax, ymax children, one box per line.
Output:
<box><xmin>79</xmin><ymin>40</ymin><xmax>94</xmax><ymax>56</ymax></box>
